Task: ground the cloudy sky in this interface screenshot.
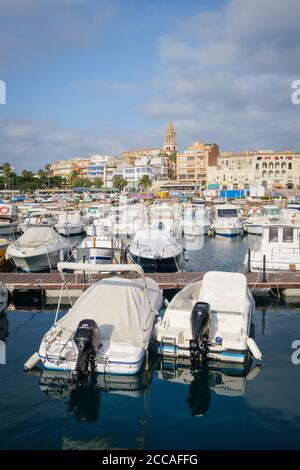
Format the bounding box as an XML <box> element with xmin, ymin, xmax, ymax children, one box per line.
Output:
<box><xmin>0</xmin><ymin>0</ymin><xmax>300</xmax><ymax>171</ymax></box>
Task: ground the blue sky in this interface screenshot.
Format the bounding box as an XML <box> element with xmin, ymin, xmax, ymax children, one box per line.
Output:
<box><xmin>0</xmin><ymin>0</ymin><xmax>299</xmax><ymax>171</ymax></box>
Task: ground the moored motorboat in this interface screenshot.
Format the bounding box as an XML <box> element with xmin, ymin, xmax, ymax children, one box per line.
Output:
<box><xmin>0</xmin><ymin>238</ymin><xmax>9</xmax><ymax>266</ymax></box>
<box><xmin>212</xmin><ymin>205</ymin><xmax>243</xmax><ymax>237</ymax></box>
<box><xmin>6</xmin><ymin>226</ymin><xmax>71</xmax><ymax>272</ymax></box>
<box><xmin>25</xmin><ymin>263</ymin><xmax>163</xmax><ymax>376</ymax></box>
<box><xmin>55</xmin><ymin>212</ymin><xmax>85</xmax><ymax>236</ymax></box>
<box><xmin>128</xmin><ymin>228</ymin><xmax>183</xmax><ymax>272</ymax></box>
<box><xmin>155</xmin><ymin>271</ymin><xmax>262</xmax><ymax>364</ymax></box>
<box><xmin>245</xmin><ymin>223</ymin><xmax>300</xmax><ymax>272</ymax></box>
<box><xmin>0</xmin><ymin>204</ymin><xmax>19</xmax><ymax>235</ymax></box>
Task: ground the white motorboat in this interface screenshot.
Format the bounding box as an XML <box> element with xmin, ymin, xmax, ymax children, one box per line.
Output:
<box><xmin>245</xmin><ymin>223</ymin><xmax>300</xmax><ymax>272</ymax></box>
<box><xmin>149</xmin><ymin>204</ymin><xmax>182</xmax><ymax>239</ymax></box>
<box><xmin>55</xmin><ymin>212</ymin><xmax>85</xmax><ymax>236</ymax></box>
<box><xmin>243</xmin><ymin>215</ymin><xmax>271</xmax><ymax>235</ymax></box>
<box><xmin>212</xmin><ymin>205</ymin><xmax>243</xmax><ymax>237</ymax></box>
<box><xmin>84</xmin><ymin>204</ymin><xmax>110</xmax><ymax>222</ymax></box>
<box><xmin>243</xmin><ymin>205</ymin><xmax>281</xmax><ymax>235</ymax></box>
<box><xmin>6</xmin><ymin>226</ymin><xmax>71</xmax><ymax>272</ymax></box>
<box><xmin>155</xmin><ymin>271</ymin><xmax>262</xmax><ymax>364</ymax></box>
<box><xmin>128</xmin><ymin>228</ymin><xmax>183</xmax><ymax>272</ymax></box>
<box><xmin>0</xmin><ymin>204</ymin><xmax>19</xmax><ymax>235</ymax></box>
<box><xmin>85</xmin><ymin>217</ymin><xmax>113</xmax><ymax>238</ymax></box>
<box><xmin>107</xmin><ymin>205</ymin><xmax>146</xmax><ymax>238</ymax></box>
<box><xmin>181</xmin><ymin>206</ymin><xmax>210</xmax><ymax>236</ymax></box>
<box><xmin>20</xmin><ymin>210</ymin><xmax>59</xmax><ymax>233</ymax></box>
<box><xmin>75</xmin><ymin>235</ymin><xmax>121</xmax><ymax>263</ymax></box>
<box><xmin>25</xmin><ymin>263</ymin><xmax>163</xmax><ymax>376</ymax></box>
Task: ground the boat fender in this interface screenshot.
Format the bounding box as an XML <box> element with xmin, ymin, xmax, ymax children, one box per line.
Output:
<box><xmin>24</xmin><ymin>352</ymin><xmax>40</xmax><ymax>372</ymax></box>
<box><xmin>247</xmin><ymin>337</ymin><xmax>262</xmax><ymax>361</ymax></box>
<box><xmin>246</xmin><ymin>364</ymin><xmax>262</xmax><ymax>381</ymax></box>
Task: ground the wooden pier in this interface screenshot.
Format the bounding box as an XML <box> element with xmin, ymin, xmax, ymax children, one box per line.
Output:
<box><xmin>1</xmin><ymin>271</ymin><xmax>300</xmax><ymax>292</ymax></box>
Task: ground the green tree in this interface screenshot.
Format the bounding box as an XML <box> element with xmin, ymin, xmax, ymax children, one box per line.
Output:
<box><xmin>93</xmin><ymin>177</ymin><xmax>104</xmax><ymax>189</ymax></box>
<box><xmin>21</xmin><ymin>169</ymin><xmax>34</xmax><ymax>178</ymax></box>
<box><xmin>113</xmin><ymin>176</ymin><xmax>128</xmax><ymax>192</ymax></box>
<box><xmin>167</xmin><ymin>151</ymin><xmax>177</xmax><ymax>179</ymax></box>
<box><xmin>138</xmin><ymin>174</ymin><xmax>152</xmax><ymax>193</ymax></box>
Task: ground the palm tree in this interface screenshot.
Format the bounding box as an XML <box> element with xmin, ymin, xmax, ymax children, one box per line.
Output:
<box><xmin>138</xmin><ymin>174</ymin><xmax>152</xmax><ymax>193</ymax></box>
<box><xmin>167</xmin><ymin>151</ymin><xmax>177</xmax><ymax>179</ymax></box>
<box><xmin>2</xmin><ymin>162</ymin><xmax>11</xmax><ymax>179</ymax></box>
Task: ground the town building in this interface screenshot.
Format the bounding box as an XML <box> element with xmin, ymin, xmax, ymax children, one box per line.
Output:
<box><xmin>207</xmin><ymin>150</ymin><xmax>300</xmax><ymax>190</ymax></box>
<box><xmin>176</xmin><ymin>141</ymin><xmax>219</xmax><ymax>190</ymax></box>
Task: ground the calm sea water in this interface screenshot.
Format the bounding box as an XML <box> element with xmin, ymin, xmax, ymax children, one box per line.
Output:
<box><xmin>0</xmin><ymin>235</ymin><xmax>300</xmax><ymax>450</ymax></box>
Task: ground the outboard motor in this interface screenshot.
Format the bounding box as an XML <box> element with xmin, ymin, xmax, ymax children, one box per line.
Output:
<box><xmin>73</xmin><ymin>319</ymin><xmax>101</xmax><ymax>381</ymax></box>
<box><xmin>189</xmin><ymin>302</ymin><xmax>210</xmax><ymax>364</ymax></box>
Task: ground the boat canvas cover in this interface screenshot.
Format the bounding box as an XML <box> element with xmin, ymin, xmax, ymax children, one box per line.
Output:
<box><xmin>16</xmin><ymin>226</ymin><xmax>69</xmax><ymax>248</ymax></box>
<box><xmin>200</xmin><ymin>271</ymin><xmax>247</xmax><ymax>314</ymax></box>
<box><xmin>57</xmin><ymin>277</ymin><xmax>161</xmax><ymax>347</ymax></box>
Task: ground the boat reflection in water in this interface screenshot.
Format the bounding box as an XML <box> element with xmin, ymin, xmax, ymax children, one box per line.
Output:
<box><xmin>0</xmin><ymin>313</ymin><xmax>9</xmax><ymax>365</ymax></box>
<box><xmin>27</xmin><ymin>357</ymin><xmax>261</xmax><ymax>448</ymax></box>
<box><xmin>28</xmin><ymin>365</ymin><xmax>153</xmax><ymax>449</ymax></box>
<box><xmin>157</xmin><ymin>358</ymin><xmax>262</xmax><ymax>416</ymax></box>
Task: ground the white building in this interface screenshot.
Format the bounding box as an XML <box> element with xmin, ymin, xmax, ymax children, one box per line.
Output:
<box><xmin>122</xmin><ymin>166</ymin><xmax>156</xmax><ymax>190</ymax></box>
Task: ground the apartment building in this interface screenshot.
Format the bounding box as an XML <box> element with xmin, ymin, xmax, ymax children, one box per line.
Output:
<box><xmin>177</xmin><ymin>141</ymin><xmax>219</xmax><ymax>189</ymax></box>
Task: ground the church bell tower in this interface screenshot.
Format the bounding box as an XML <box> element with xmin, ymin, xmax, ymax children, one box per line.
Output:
<box><xmin>163</xmin><ymin>120</ymin><xmax>177</xmax><ymax>154</ymax></box>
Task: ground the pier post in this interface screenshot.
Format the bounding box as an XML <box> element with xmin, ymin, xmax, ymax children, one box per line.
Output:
<box><xmin>247</xmin><ymin>248</ymin><xmax>251</xmax><ymax>273</ymax></box>
<box><xmin>111</xmin><ymin>238</ymin><xmax>115</xmax><ymax>263</ymax></box>
<box><xmin>82</xmin><ymin>255</ymin><xmax>86</xmax><ymax>288</ymax></box>
<box><xmin>262</xmin><ymin>254</ymin><xmax>267</xmax><ymax>283</ymax></box>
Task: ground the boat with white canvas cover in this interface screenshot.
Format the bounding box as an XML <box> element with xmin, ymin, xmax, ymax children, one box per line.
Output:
<box><xmin>155</xmin><ymin>271</ymin><xmax>262</xmax><ymax>364</ymax></box>
<box><xmin>128</xmin><ymin>228</ymin><xmax>183</xmax><ymax>272</ymax></box>
<box><xmin>6</xmin><ymin>226</ymin><xmax>71</xmax><ymax>272</ymax></box>
<box><xmin>212</xmin><ymin>205</ymin><xmax>243</xmax><ymax>237</ymax></box>
<box><xmin>244</xmin><ymin>223</ymin><xmax>300</xmax><ymax>272</ymax></box>
<box><xmin>55</xmin><ymin>212</ymin><xmax>85</xmax><ymax>236</ymax></box>
<box><xmin>24</xmin><ymin>263</ymin><xmax>163</xmax><ymax>376</ymax></box>
<box><xmin>0</xmin><ymin>204</ymin><xmax>19</xmax><ymax>235</ymax></box>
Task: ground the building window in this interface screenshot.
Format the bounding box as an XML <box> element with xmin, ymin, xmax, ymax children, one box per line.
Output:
<box><xmin>289</xmin><ymin>163</ymin><xmax>292</xmax><ymax>169</ymax></box>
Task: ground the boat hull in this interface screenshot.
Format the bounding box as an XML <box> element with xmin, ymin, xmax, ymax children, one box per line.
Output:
<box><xmin>7</xmin><ymin>249</ymin><xmax>69</xmax><ymax>272</ymax></box>
<box><xmin>156</xmin><ymin>344</ymin><xmax>248</xmax><ymax>364</ymax></box>
<box><xmin>39</xmin><ymin>351</ymin><xmax>146</xmax><ymax>375</ymax></box>
<box><xmin>214</xmin><ymin>226</ymin><xmax>242</xmax><ymax>237</ymax></box>
<box><xmin>129</xmin><ymin>253</ymin><xmax>182</xmax><ymax>273</ymax></box>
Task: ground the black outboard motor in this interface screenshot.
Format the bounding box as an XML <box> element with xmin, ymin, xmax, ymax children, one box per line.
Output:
<box><xmin>189</xmin><ymin>302</ymin><xmax>210</xmax><ymax>364</ymax></box>
<box><xmin>73</xmin><ymin>319</ymin><xmax>101</xmax><ymax>381</ymax></box>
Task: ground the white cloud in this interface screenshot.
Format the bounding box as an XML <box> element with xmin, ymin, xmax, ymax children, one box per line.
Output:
<box><xmin>142</xmin><ymin>0</ymin><xmax>300</xmax><ymax>152</ymax></box>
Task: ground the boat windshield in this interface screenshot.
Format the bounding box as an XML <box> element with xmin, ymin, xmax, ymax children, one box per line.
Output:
<box><xmin>217</xmin><ymin>209</ymin><xmax>238</xmax><ymax>218</ymax></box>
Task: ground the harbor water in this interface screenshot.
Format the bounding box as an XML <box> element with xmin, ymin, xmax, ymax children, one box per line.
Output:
<box><xmin>1</xmin><ymin>235</ymin><xmax>300</xmax><ymax>450</ymax></box>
